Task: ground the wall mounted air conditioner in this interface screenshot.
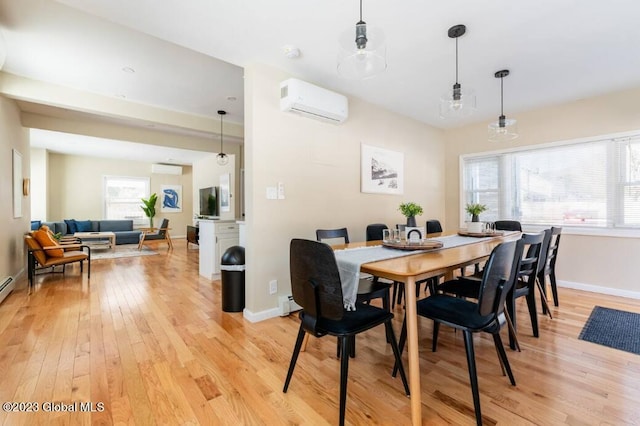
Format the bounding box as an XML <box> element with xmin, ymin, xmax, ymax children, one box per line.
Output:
<box><xmin>151</xmin><ymin>164</ymin><xmax>183</xmax><ymax>175</ymax></box>
<box><xmin>280</xmin><ymin>78</ymin><xmax>348</xmax><ymax>124</ymax></box>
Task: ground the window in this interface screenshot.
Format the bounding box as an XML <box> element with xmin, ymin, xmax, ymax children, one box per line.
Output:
<box><xmin>461</xmin><ymin>132</ymin><xmax>640</xmax><ymax>230</ymax></box>
<box><xmin>103</xmin><ymin>176</ymin><xmax>149</xmax><ymax>225</ymax></box>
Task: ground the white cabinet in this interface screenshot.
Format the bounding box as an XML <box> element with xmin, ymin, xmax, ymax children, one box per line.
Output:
<box><xmin>198</xmin><ymin>220</ymin><xmax>240</xmax><ymax>279</ymax></box>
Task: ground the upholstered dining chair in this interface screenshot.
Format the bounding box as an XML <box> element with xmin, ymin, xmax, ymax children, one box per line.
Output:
<box><xmin>138</xmin><ymin>218</ymin><xmax>173</xmax><ymax>250</ymax></box>
<box><xmin>283</xmin><ymin>239</ymin><xmax>409</xmax><ymax>426</ymax></box>
<box><xmin>395</xmin><ymin>239</ymin><xmax>523</xmax><ymax>426</ymax></box>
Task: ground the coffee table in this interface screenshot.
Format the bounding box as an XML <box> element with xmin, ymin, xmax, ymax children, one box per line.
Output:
<box><xmin>74</xmin><ymin>231</ymin><xmax>116</xmax><ymax>250</ymax></box>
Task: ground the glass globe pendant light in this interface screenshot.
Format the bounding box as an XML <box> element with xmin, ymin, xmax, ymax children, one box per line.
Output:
<box><xmin>488</xmin><ymin>69</ymin><xmax>518</xmax><ymax>142</ymax></box>
<box><xmin>216</xmin><ymin>110</ymin><xmax>229</xmax><ymax>166</ymax></box>
<box><xmin>439</xmin><ymin>24</ymin><xmax>476</xmax><ymax>118</ymax></box>
<box><xmin>337</xmin><ymin>0</ymin><xmax>386</xmax><ymax>79</ymax></box>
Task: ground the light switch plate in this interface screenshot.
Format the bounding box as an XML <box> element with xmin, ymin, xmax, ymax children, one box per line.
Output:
<box><xmin>277</xmin><ymin>182</ymin><xmax>285</xmax><ymax>199</ymax></box>
<box><xmin>266</xmin><ymin>186</ymin><xmax>278</xmax><ymax>199</ymax></box>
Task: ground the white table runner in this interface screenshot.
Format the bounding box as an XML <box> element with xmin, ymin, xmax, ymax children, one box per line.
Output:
<box><xmin>334</xmin><ymin>234</ymin><xmax>494</xmax><ymax>310</ymax></box>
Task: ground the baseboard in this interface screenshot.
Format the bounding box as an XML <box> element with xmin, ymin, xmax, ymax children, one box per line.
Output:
<box><xmin>243</xmin><ymin>280</ymin><xmax>640</xmax><ymax>323</ymax></box>
<box><xmin>243</xmin><ymin>307</ymin><xmax>281</xmax><ymax>323</ymax></box>
<box><xmin>558</xmin><ymin>280</ymin><xmax>640</xmax><ymax>300</ymax></box>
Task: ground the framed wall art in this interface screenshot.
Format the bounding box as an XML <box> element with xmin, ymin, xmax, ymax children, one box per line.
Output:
<box><xmin>360</xmin><ymin>143</ymin><xmax>404</xmax><ymax>195</ymax></box>
<box><xmin>160</xmin><ymin>184</ymin><xmax>182</xmax><ymax>213</ymax></box>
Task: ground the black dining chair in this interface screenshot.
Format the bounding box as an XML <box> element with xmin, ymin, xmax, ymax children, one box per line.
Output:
<box><xmin>435</xmin><ymin>232</ymin><xmax>548</xmax><ymax>350</ymax></box>
<box><xmin>316</xmin><ymin>227</ymin><xmax>393</xmax><ymax>356</ymax></box>
<box><xmin>494</xmin><ymin>220</ymin><xmax>523</xmax><ymax>232</ymax></box>
<box><xmin>426</xmin><ymin>219</ymin><xmax>443</xmax><ymax>234</ymax></box>
<box><xmin>365</xmin><ymin>223</ymin><xmax>388</xmax><ymax>241</ymax></box>
<box><xmin>395</xmin><ymin>239</ymin><xmax>523</xmax><ymax>426</ymax></box>
<box><xmin>283</xmin><ymin>239</ymin><xmax>409</xmax><ymax>426</ymax></box>
<box><xmin>316</xmin><ymin>228</ymin><xmax>391</xmax><ymax>311</ymax></box>
<box><xmin>539</xmin><ymin>226</ymin><xmax>562</xmax><ymax>311</ymax></box>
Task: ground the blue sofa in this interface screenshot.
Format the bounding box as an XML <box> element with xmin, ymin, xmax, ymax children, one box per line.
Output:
<box><xmin>38</xmin><ymin>219</ymin><xmax>142</xmax><ymax>245</ymax></box>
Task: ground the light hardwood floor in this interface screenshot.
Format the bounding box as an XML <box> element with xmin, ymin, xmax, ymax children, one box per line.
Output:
<box><xmin>1</xmin><ymin>239</ymin><xmax>640</xmax><ymax>425</ymax></box>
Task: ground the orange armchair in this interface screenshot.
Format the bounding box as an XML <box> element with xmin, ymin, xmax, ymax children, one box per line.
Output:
<box><xmin>25</xmin><ymin>234</ymin><xmax>91</xmax><ymax>293</ymax></box>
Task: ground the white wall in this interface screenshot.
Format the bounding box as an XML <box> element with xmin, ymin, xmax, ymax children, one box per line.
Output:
<box><xmin>45</xmin><ymin>153</ymin><xmax>194</xmax><ymax>236</ymax></box>
<box><xmin>243</xmin><ymin>63</ymin><xmax>446</xmax><ymax>318</ymax></box>
<box><xmin>0</xmin><ymin>95</ymin><xmax>30</xmax><ymax>287</ymax></box>
<box><xmin>30</xmin><ymin>147</ymin><xmax>47</xmax><ymax>220</ymax></box>
<box><xmin>444</xmin><ymin>87</ymin><xmax>640</xmax><ymax>295</ymax></box>
<box><xmin>192</xmin><ymin>153</ymin><xmax>237</xmax><ymax>221</ymax></box>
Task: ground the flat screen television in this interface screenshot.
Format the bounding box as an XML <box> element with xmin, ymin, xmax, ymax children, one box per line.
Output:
<box><xmin>199</xmin><ymin>186</ymin><xmax>219</xmax><ymax>217</ymax></box>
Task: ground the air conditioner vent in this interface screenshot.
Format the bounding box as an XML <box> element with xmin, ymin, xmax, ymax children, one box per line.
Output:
<box><xmin>280</xmin><ymin>78</ymin><xmax>348</xmax><ymax>124</ymax></box>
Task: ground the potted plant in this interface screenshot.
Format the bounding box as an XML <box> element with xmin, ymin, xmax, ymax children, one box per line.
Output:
<box><xmin>465</xmin><ymin>203</ymin><xmax>487</xmax><ymax>222</ymax></box>
<box><xmin>141</xmin><ymin>193</ymin><xmax>158</xmax><ymax>227</ymax></box>
<box><xmin>399</xmin><ymin>202</ymin><xmax>424</xmax><ymax>227</ymax></box>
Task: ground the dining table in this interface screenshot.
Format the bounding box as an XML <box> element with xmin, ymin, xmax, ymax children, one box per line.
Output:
<box><xmin>332</xmin><ymin>231</ymin><xmax>519</xmax><ymax>426</ymax></box>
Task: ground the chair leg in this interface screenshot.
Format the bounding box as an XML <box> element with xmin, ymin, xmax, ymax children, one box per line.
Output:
<box><xmin>392</xmin><ymin>313</ymin><xmax>407</xmax><ymax>378</ymax></box>
<box><xmin>283</xmin><ymin>324</ymin><xmax>306</xmax><ymax>393</ymax></box>
<box><xmin>27</xmin><ymin>252</ymin><xmax>34</xmax><ymax>294</ymax></box>
<box><xmin>338</xmin><ymin>336</ymin><xmax>351</xmax><ymax>426</ymax></box>
<box><xmin>385</xmin><ymin>321</ymin><xmax>410</xmax><ymax>396</ymax></box>
<box><xmin>504</xmin><ymin>310</ymin><xmax>521</xmax><ymax>352</ymax></box>
<box><xmin>462</xmin><ymin>331</ymin><xmax>482</xmax><ymax>426</ymax></box>
<box><xmin>391</xmin><ymin>282</ymin><xmax>399</xmax><ymax>309</ymax></box>
<box><xmin>432</xmin><ymin>321</ymin><xmax>440</xmax><ymax>352</ymax></box>
<box><xmin>525</xmin><ymin>291</ymin><xmax>539</xmax><ymax>337</ymax></box>
<box><xmin>492</xmin><ymin>332</ymin><xmax>516</xmax><ymax>386</ymax></box>
<box><xmin>536</xmin><ymin>277</ymin><xmax>554</xmax><ymax>319</ymax></box>
<box><xmin>550</xmin><ymin>270</ymin><xmax>559</xmax><ymax>307</ymax></box>
<box><xmin>506</xmin><ymin>291</ymin><xmax>517</xmax><ymax>351</ymax></box>
<box><xmin>336</xmin><ymin>336</ymin><xmax>356</xmax><ymax>359</ymax></box>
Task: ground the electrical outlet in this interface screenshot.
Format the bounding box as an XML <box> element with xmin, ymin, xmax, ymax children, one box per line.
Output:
<box><xmin>269</xmin><ymin>279</ymin><xmax>278</xmax><ymax>295</ymax></box>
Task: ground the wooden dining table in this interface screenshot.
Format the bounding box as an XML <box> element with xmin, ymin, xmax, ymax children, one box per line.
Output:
<box><xmin>333</xmin><ymin>232</ymin><xmax>519</xmax><ymax>426</ymax></box>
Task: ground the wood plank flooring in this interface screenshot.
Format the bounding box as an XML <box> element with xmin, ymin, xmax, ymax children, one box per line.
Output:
<box><xmin>1</xmin><ymin>239</ymin><xmax>639</xmax><ymax>425</ymax></box>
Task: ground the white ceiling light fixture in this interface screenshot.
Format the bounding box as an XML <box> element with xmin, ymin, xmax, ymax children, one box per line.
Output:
<box><xmin>216</xmin><ymin>110</ymin><xmax>229</xmax><ymax>166</ymax></box>
<box><xmin>488</xmin><ymin>69</ymin><xmax>518</xmax><ymax>142</ymax></box>
<box><xmin>439</xmin><ymin>24</ymin><xmax>476</xmax><ymax>119</ymax></box>
<box><xmin>337</xmin><ymin>0</ymin><xmax>386</xmax><ymax>80</ymax></box>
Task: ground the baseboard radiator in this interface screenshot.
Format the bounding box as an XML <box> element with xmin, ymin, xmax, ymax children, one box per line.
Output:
<box><xmin>0</xmin><ymin>276</ymin><xmax>14</xmax><ymax>305</ymax></box>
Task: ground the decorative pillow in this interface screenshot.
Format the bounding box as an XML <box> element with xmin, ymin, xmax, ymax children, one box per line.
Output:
<box><xmin>75</xmin><ymin>220</ymin><xmax>92</xmax><ymax>232</ymax></box>
<box><xmin>64</xmin><ymin>219</ymin><xmax>78</xmax><ymax>234</ymax></box>
<box><xmin>33</xmin><ymin>229</ymin><xmax>64</xmax><ymax>257</ymax></box>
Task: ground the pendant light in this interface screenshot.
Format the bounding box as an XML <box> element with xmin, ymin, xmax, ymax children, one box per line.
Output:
<box><xmin>488</xmin><ymin>69</ymin><xmax>518</xmax><ymax>142</ymax></box>
<box><xmin>216</xmin><ymin>110</ymin><xmax>229</xmax><ymax>166</ymax></box>
<box><xmin>337</xmin><ymin>0</ymin><xmax>386</xmax><ymax>79</ymax></box>
<box><xmin>439</xmin><ymin>24</ymin><xmax>476</xmax><ymax>119</ymax></box>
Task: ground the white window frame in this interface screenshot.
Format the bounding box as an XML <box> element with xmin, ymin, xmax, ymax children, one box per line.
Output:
<box><xmin>103</xmin><ymin>175</ymin><xmax>150</xmax><ymax>226</ymax></box>
<box><xmin>460</xmin><ymin>129</ymin><xmax>640</xmax><ymax>238</ymax></box>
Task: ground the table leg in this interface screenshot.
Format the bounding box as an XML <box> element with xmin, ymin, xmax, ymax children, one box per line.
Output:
<box><xmin>404</xmin><ymin>276</ymin><xmax>422</xmax><ymax>425</ymax></box>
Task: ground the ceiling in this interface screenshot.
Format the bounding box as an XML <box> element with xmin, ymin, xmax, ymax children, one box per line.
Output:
<box><xmin>2</xmin><ymin>0</ymin><xmax>640</xmax><ymax>163</ymax></box>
